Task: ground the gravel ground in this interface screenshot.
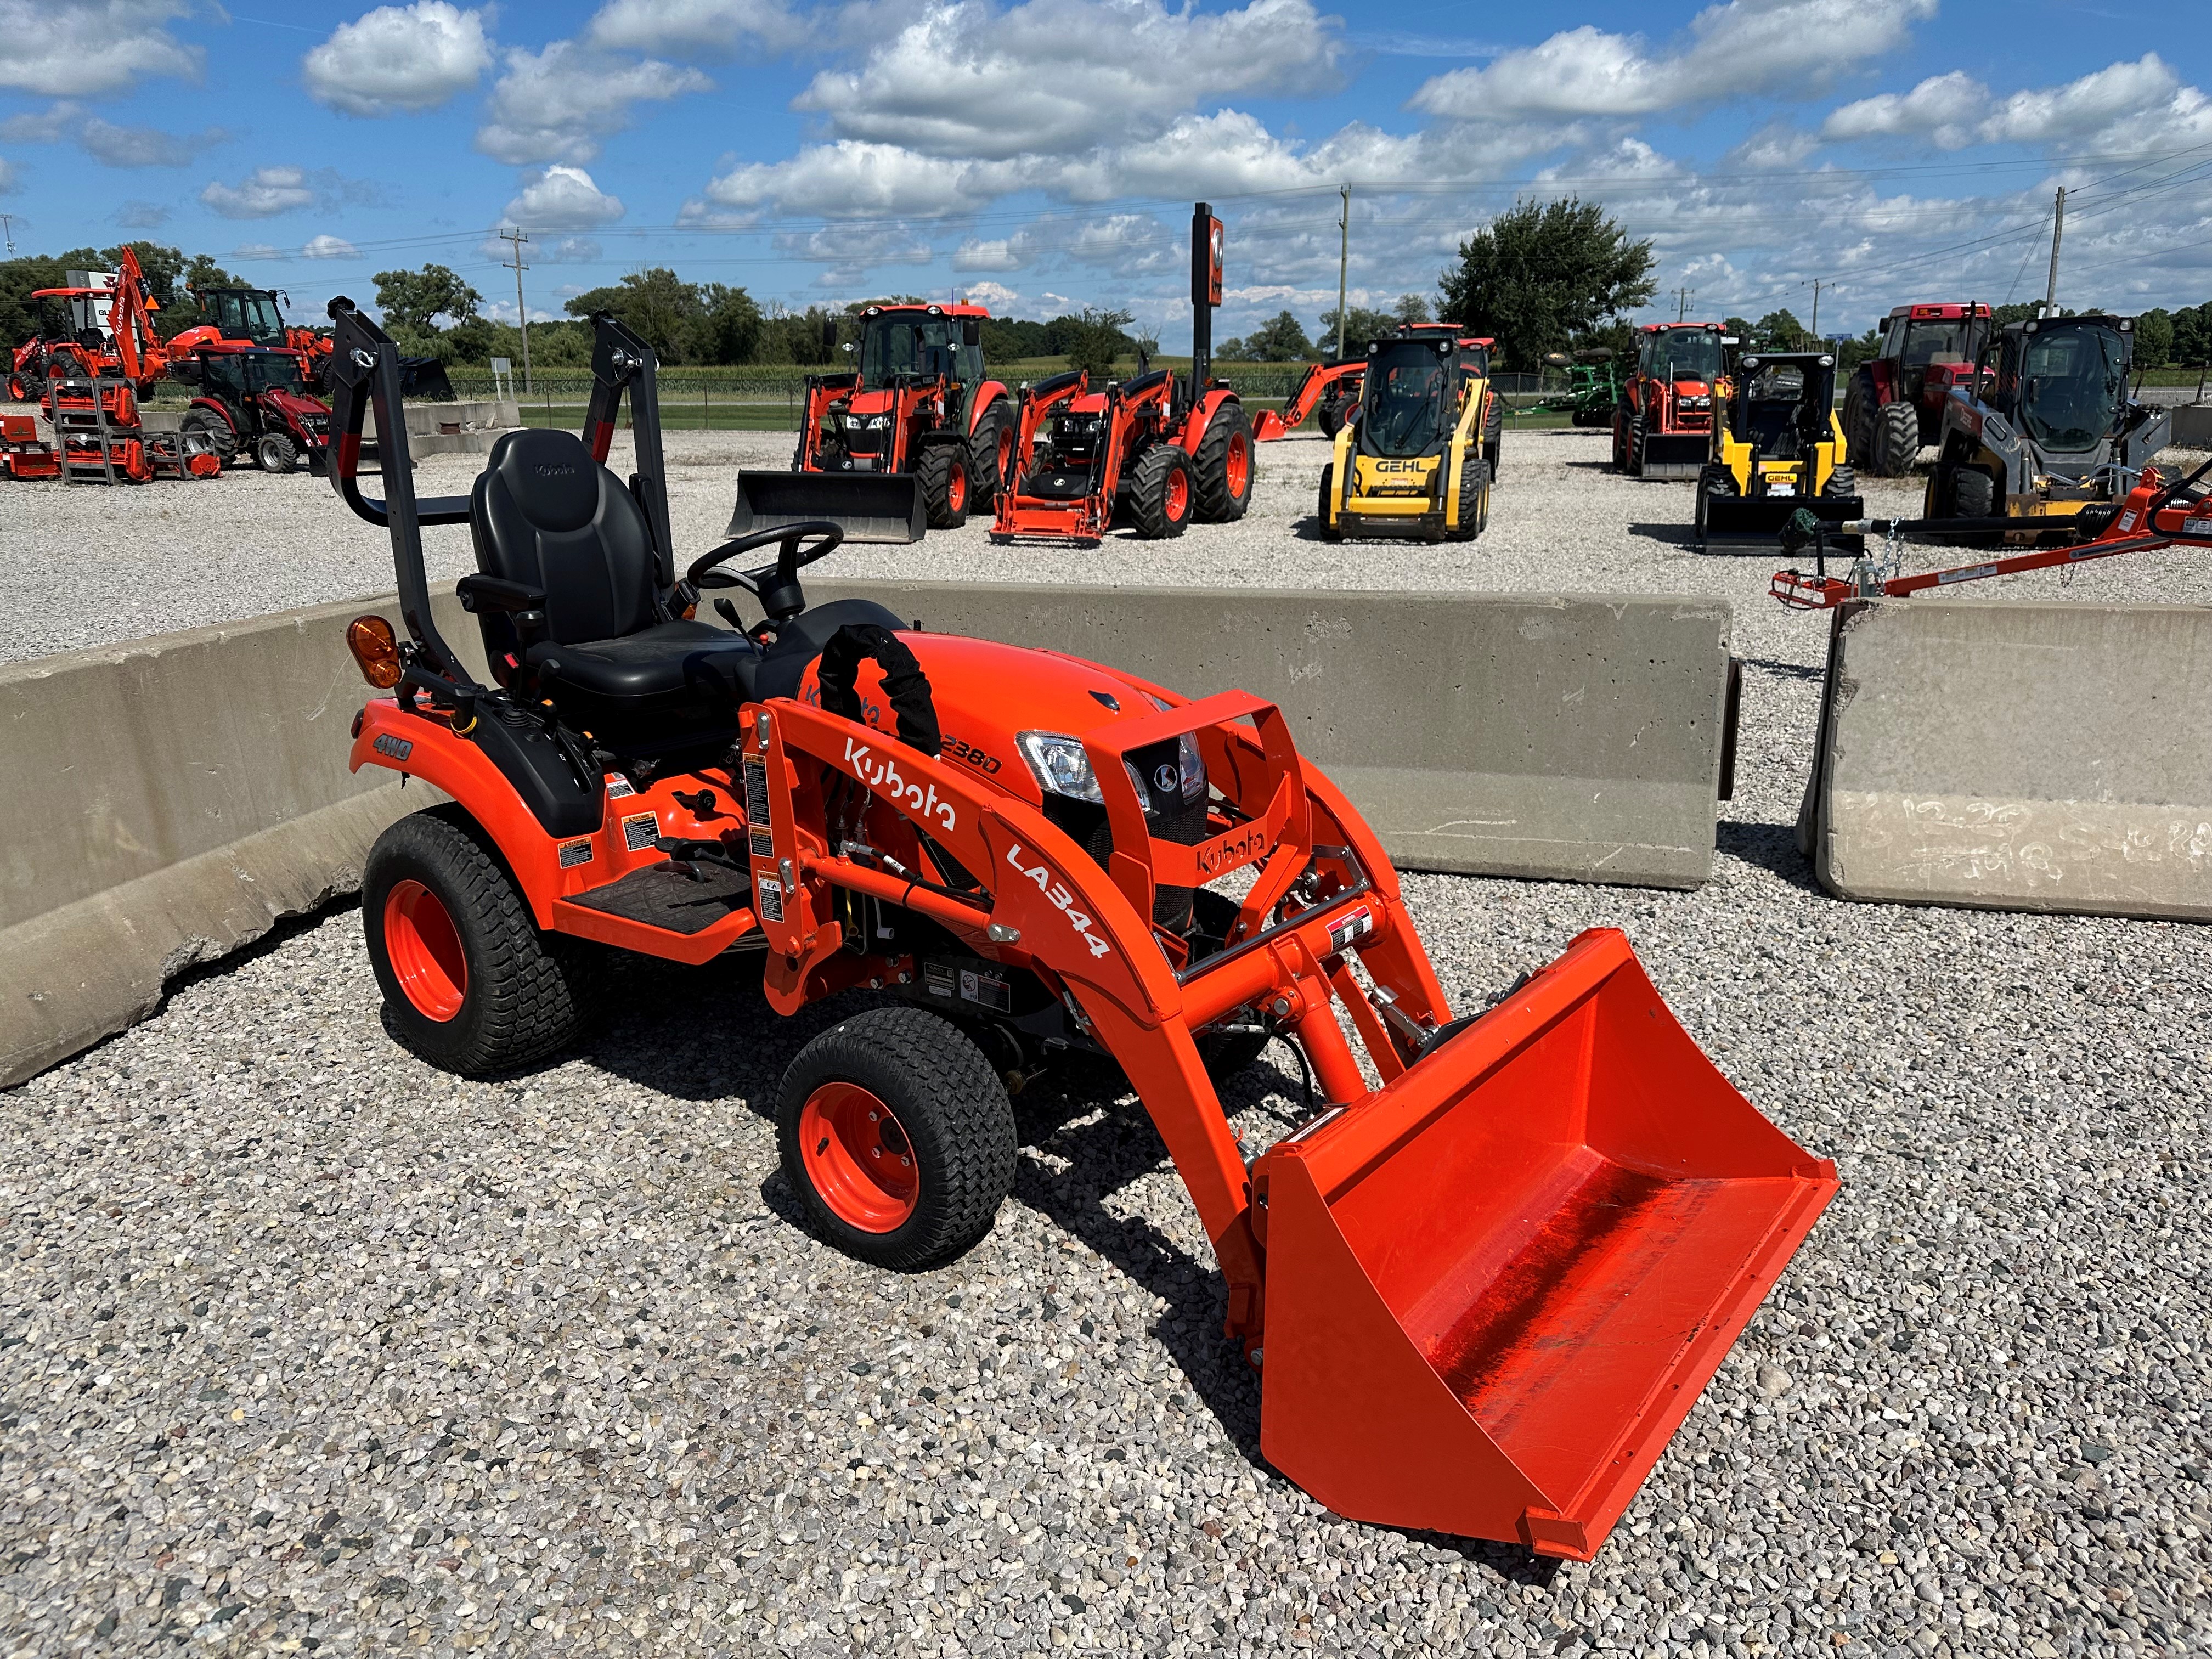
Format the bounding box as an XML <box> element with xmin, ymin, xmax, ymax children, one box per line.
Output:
<box><xmin>4</xmin><ymin>431</ymin><xmax>2211</xmax><ymax>1657</ymax></box>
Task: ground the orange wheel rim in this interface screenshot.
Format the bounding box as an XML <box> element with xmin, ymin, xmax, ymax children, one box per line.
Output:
<box><xmin>949</xmin><ymin>459</ymin><xmax>968</xmax><ymax>512</ymax></box>
<box><xmin>383</xmin><ymin>879</ymin><xmax>467</xmax><ymax>1022</ymax></box>
<box><xmin>1224</xmin><ymin>431</ymin><xmax>1250</xmax><ymax>496</ymax></box>
<box><xmin>799</xmin><ymin>1081</ymin><xmax>919</xmax><ymax>1233</ymax></box>
<box><xmin>1165</xmin><ymin>465</ymin><xmax>1189</xmax><ymax>521</ymax></box>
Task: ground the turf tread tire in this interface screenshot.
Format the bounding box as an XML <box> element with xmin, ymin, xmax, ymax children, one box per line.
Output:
<box><xmin>364</xmin><ymin>807</ymin><xmax>600</xmax><ymax>1076</ymax></box>
<box><xmin>1189</xmin><ymin>400</ymin><xmax>1255</xmax><ymax>522</ymax></box>
<box><xmin>1128</xmin><ymin>444</ymin><xmax>1191</xmax><ymax>539</ymax></box>
<box><xmin>777</xmin><ymin>1006</ymin><xmax>1017</xmax><ymax>1271</ymax></box>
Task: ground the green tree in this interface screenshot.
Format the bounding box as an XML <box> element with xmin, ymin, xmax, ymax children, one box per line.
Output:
<box><xmin>1751</xmin><ymin>309</ymin><xmax>1809</xmax><ymax>351</ymax></box>
<box><xmin>1393</xmin><ymin>292</ymin><xmax>1431</xmax><ymax>324</ymax></box>
<box><xmin>2172</xmin><ymin>303</ymin><xmax>2212</xmax><ymax>365</ymax></box>
<box><xmin>1314</xmin><ymin>304</ymin><xmax>1397</xmax><ymax>357</ymax></box>
<box><xmin>1438</xmin><ymin>197</ymin><xmax>1657</xmax><ymax>371</ymax></box>
<box><xmin>1064</xmin><ymin>306</ymin><xmax>1135</xmax><ymax>379</ymax></box>
<box><xmin>374</xmin><ymin>264</ymin><xmax>483</xmax><ymax>334</ymax></box>
<box><xmin>691</xmin><ymin>283</ymin><xmax>763</xmax><ymax>365</ymax></box>
<box><xmin>563</xmin><ymin>268</ymin><xmax>707</xmax><ymax>362</ymax></box>
<box><xmin>1223</xmin><ymin>309</ymin><xmax>1312</xmax><ymax>363</ymax></box>
<box><xmin>2135</xmin><ymin>307</ymin><xmax>2175</xmax><ymax>367</ymax></box>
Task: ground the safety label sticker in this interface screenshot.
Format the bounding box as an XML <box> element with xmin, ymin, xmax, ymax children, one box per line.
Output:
<box><xmin>557</xmin><ymin>840</ymin><xmax>594</xmax><ymax>868</ymax></box>
<box><xmin>605</xmin><ymin>776</ymin><xmax>636</xmax><ymax>799</ymax></box>
<box><xmin>756</xmin><ymin>876</ymin><xmax>785</xmax><ymax>923</ymax></box>
<box><xmin>959</xmin><ymin>968</ymin><xmax>1013</xmax><ymax>1013</ymax></box>
<box><xmin>622</xmin><ymin>812</ymin><xmax>660</xmax><ymax>853</ymax></box>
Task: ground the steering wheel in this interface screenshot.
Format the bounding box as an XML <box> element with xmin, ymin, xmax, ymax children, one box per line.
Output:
<box><xmin>685</xmin><ymin>520</ymin><xmax>843</xmax><ymax>623</ymax></box>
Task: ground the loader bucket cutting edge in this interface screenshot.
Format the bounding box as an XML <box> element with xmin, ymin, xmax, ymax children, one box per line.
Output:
<box><xmin>728</xmin><ymin>469</ymin><xmax>927</xmax><ymax>544</ymax></box>
<box><xmin>1253</xmin><ymin>928</ymin><xmax>1836</xmax><ymax>1560</ymax></box>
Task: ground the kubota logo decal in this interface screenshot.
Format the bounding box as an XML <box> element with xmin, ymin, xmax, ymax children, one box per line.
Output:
<box><xmin>843</xmin><ymin>737</ymin><xmax>958</xmax><ymax>832</ymax></box>
<box><xmin>1006</xmin><ymin>844</ymin><xmax>1111</xmax><ymax>959</ymax></box>
<box><xmin>1190</xmin><ymin>822</ymin><xmax>1270</xmax><ymax>881</ymax></box>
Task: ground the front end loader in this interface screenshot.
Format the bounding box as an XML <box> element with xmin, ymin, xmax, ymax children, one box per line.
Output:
<box><xmin>1615</xmin><ymin>323</ymin><xmax>1726</xmax><ymax>479</ymax></box>
<box><xmin>1695</xmin><ymin>351</ymin><xmax>1860</xmax><ymax>551</ymax></box>
<box><xmin>1252</xmin><ymin>357</ymin><xmax>1365</xmax><ymax>440</ymax></box>
<box><xmin>991</xmin><ymin>204</ymin><xmax>1255</xmax><ymax>546</ymax></box>
<box><xmin>1317</xmin><ymin>331</ymin><xmax>1491</xmax><ymax>541</ymax></box>
<box><xmin>1923</xmin><ymin>313</ymin><xmax>2168</xmax><ymax>539</ymax></box>
<box><xmin>319</xmin><ymin>296</ymin><xmax>1836</xmax><ymax>1563</ymax></box>
<box><xmin>730</xmin><ymin>303</ymin><xmax>1013</xmax><ymax>544</ymax></box>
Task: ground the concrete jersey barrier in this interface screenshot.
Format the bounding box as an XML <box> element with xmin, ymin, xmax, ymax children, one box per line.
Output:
<box><xmin>0</xmin><ymin>596</ymin><xmax>487</xmax><ymax>1088</ymax></box>
<box><xmin>816</xmin><ymin>580</ymin><xmax>1735</xmax><ymax>890</ymax></box>
<box><xmin>1797</xmin><ymin>597</ymin><xmax>2212</xmax><ymax>920</ymax></box>
<box><xmin>2</xmin><ymin>582</ymin><xmax>1730</xmax><ymax>1087</ymax></box>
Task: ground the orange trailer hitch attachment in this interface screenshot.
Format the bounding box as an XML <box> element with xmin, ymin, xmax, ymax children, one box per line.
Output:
<box><xmin>1250</xmin><ymin>930</ymin><xmax>1837</xmax><ymax>1560</ymax></box>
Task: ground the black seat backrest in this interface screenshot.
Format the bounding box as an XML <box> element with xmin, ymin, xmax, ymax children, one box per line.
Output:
<box><xmin>470</xmin><ymin>428</ymin><xmax>659</xmax><ymax>652</ymax></box>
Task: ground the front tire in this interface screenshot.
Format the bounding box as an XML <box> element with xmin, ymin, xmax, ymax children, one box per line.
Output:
<box><xmin>916</xmin><ymin>443</ymin><xmax>969</xmax><ymax>529</ymax></box>
<box><xmin>1695</xmin><ymin>463</ymin><xmax>1736</xmax><ymax>551</ymax></box>
<box><xmin>1628</xmin><ymin>413</ymin><xmax>1647</xmax><ymax>477</ymax></box>
<box><xmin>364</xmin><ymin>809</ymin><xmax>600</xmax><ymax>1076</ymax></box>
<box><xmin>1190</xmin><ymin>400</ymin><xmax>1254</xmax><ymax>521</ymax></box>
<box><xmin>1316</xmin><ymin>462</ymin><xmax>1340</xmax><ymax>540</ymax></box>
<box><xmin>1823</xmin><ymin>463</ymin><xmax>1858</xmax><ymax>500</ymax></box>
<box><xmin>777</xmin><ymin>1007</ymin><xmax>1017</xmax><ymax>1270</ymax></box>
<box><xmin>258</xmin><ymin>431</ymin><xmax>299</xmax><ymax>474</ymax></box>
<box><xmin>967</xmin><ymin>398</ymin><xmax>1011</xmax><ymax>510</ymax></box>
<box><xmin>1449</xmin><ymin>456</ymin><xmax>1491</xmax><ymax>540</ymax></box>
<box><xmin>1872</xmin><ymin>400</ymin><xmax>1919</xmax><ymax>477</ymax></box>
<box><xmin>1128</xmin><ymin>444</ymin><xmax>1192</xmax><ymax>538</ymax></box>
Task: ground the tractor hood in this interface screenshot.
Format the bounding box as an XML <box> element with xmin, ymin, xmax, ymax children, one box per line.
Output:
<box><xmin>798</xmin><ymin>630</ymin><xmax>1176</xmax><ymax>812</ymax></box>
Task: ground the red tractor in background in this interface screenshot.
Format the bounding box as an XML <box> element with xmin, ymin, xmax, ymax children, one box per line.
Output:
<box><xmin>178</xmin><ymin>344</ymin><xmax>335</xmax><ymax>473</ymax></box>
<box><xmin>1840</xmin><ymin>302</ymin><xmax>1994</xmax><ymax>477</ymax></box>
<box><xmin>993</xmin><ymin>203</ymin><xmax>1256</xmax><ymax>546</ymax></box>
<box><xmin>731</xmin><ymin>303</ymin><xmax>1013</xmax><ymax>543</ymax></box>
<box><xmin>1612</xmin><ymin>323</ymin><xmax>1728</xmax><ymax>479</ymax></box>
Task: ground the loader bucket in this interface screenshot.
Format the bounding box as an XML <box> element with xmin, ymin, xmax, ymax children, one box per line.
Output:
<box><xmin>1704</xmin><ymin>494</ymin><xmax>1865</xmax><ymax>551</ymax></box>
<box><xmin>727</xmin><ymin>468</ymin><xmax>927</xmax><ymax>545</ymax></box>
<box><xmin>1252</xmin><ymin>929</ymin><xmax>1836</xmax><ymax>1561</ymax></box>
<box><xmin>1638</xmin><ymin>433</ymin><xmax>1710</xmax><ymax>479</ymax></box>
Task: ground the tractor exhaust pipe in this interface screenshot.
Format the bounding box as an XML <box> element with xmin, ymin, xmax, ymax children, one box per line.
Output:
<box><xmin>1190</xmin><ymin>203</ymin><xmax>1222</xmax><ymax>413</ymax></box>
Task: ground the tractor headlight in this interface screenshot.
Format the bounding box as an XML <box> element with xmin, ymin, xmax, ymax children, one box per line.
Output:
<box><xmin>1147</xmin><ymin>697</ymin><xmax>1209</xmax><ymax>802</ymax></box>
<box><xmin>1018</xmin><ymin>731</ymin><xmax>1152</xmax><ymax>812</ymax></box>
<box><xmin>1683</xmin><ymin>395</ymin><xmax>1711</xmax><ymax>409</ymax></box>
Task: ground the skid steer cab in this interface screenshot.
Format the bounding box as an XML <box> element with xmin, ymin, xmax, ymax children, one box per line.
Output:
<box><xmin>730</xmin><ymin>303</ymin><xmax>1013</xmax><ymax>545</ymax></box>
<box><xmin>1694</xmin><ymin>351</ymin><xmax>1861</xmax><ymax>552</ymax></box>
<box><xmin>1923</xmin><ymin>313</ymin><xmax>2170</xmax><ymax>543</ymax></box>
<box><xmin>320</xmin><ymin>298</ymin><xmax>1835</xmax><ymax>1562</ymax></box>
<box><xmin>1317</xmin><ymin>332</ymin><xmax>1491</xmax><ymax>542</ymax></box>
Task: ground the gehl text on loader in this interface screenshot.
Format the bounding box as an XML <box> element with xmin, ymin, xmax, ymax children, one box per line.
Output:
<box><xmin>320</xmin><ymin>297</ymin><xmax>1838</xmax><ymax>1562</ymax></box>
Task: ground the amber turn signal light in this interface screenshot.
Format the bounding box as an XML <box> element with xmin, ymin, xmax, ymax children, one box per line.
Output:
<box><xmin>347</xmin><ymin>615</ymin><xmax>403</xmax><ymax>689</ymax></box>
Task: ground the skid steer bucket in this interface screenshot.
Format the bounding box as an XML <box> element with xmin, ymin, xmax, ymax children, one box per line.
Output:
<box><xmin>1706</xmin><ymin>493</ymin><xmax>1863</xmax><ymax>542</ymax></box>
<box><xmin>1639</xmin><ymin>433</ymin><xmax>1709</xmax><ymax>480</ymax></box>
<box><xmin>1252</xmin><ymin>929</ymin><xmax>1836</xmax><ymax>1560</ymax></box>
<box><xmin>728</xmin><ymin>467</ymin><xmax>926</xmax><ymax>545</ymax></box>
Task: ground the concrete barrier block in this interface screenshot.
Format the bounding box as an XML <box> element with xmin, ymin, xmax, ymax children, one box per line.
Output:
<box><xmin>816</xmin><ymin>582</ymin><xmax>1733</xmax><ymax>889</ymax></box>
<box><xmin>2170</xmin><ymin>403</ymin><xmax>2212</xmax><ymax>450</ymax></box>
<box><xmin>1803</xmin><ymin>598</ymin><xmax>2212</xmax><ymax>919</ymax></box>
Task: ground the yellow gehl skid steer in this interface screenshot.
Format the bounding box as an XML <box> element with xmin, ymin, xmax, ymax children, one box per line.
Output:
<box><xmin>1317</xmin><ymin>332</ymin><xmax>1491</xmax><ymax>541</ymax></box>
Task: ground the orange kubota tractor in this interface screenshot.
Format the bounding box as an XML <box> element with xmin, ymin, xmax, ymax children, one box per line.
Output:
<box><xmin>1252</xmin><ymin>357</ymin><xmax>1365</xmax><ymax>440</ymax></box>
<box><xmin>321</xmin><ymin>296</ymin><xmax>1836</xmax><ymax>1562</ymax></box>
<box><xmin>8</xmin><ymin>246</ymin><xmax>170</xmax><ymax>403</ymax></box>
<box><xmin>1614</xmin><ymin>321</ymin><xmax>1728</xmax><ymax>480</ymax></box>
<box><xmin>730</xmin><ymin>303</ymin><xmax>1013</xmax><ymax>544</ymax></box>
<box><xmin>992</xmin><ymin>204</ymin><xmax>1256</xmax><ymax>545</ymax></box>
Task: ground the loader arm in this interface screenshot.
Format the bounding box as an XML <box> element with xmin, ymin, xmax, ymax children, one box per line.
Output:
<box><xmin>1254</xmin><ymin>359</ymin><xmax>1363</xmax><ymax>440</ymax></box>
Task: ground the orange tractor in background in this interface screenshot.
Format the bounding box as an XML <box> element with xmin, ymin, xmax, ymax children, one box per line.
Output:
<box><xmin>1257</xmin><ymin>323</ymin><xmax>1504</xmax><ymax>476</ymax></box>
<box><xmin>732</xmin><ymin>303</ymin><xmax>1014</xmax><ymax>543</ymax></box>
<box><xmin>321</xmin><ymin>296</ymin><xmax>1838</xmax><ymax>1562</ymax></box>
<box><xmin>992</xmin><ymin>204</ymin><xmax>1256</xmax><ymax>545</ymax></box>
<box><xmin>1839</xmin><ymin>302</ymin><xmax>1994</xmax><ymax>477</ymax></box>
<box><xmin>1613</xmin><ymin>322</ymin><xmax>1729</xmax><ymax>479</ymax></box>
<box><xmin>7</xmin><ymin>246</ymin><xmax>170</xmax><ymax>403</ymax></box>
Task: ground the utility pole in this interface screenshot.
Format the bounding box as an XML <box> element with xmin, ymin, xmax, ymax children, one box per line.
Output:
<box><xmin>1675</xmin><ymin>286</ymin><xmax>1694</xmax><ymax>321</ymax></box>
<box><xmin>499</xmin><ymin>227</ymin><xmax>532</xmax><ymax>393</ymax></box>
<box><xmin>1334</xmin><ymin>185</ymin><xmax>1350</xmax><ymax>362</ymax></box>
<box><xmin>0</xmin><ymin>213</ymin><xmax>15</xmax><ymax>256</ymax></box>
<box><xmin>1809</xmin><ymin>278</ymin><xmax>1824</xmax><ymax>340</ymax></box>
<box><xmin>2042</xmin><ymin>187</ymin><xmax>2067</xmax><ymax>318</ymax></box>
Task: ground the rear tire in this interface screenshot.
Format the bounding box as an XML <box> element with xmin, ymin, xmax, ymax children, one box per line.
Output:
<box><xmin>1873</xmin><ymin>400</ymin><xmax>1919</xmax><ymax>477</ymax></box>
<box><xmin>1695</xmin><ymin>463</ymin><xmax>1736</xmax><ymax>551</ymax></box>
<box><xmin>183</xmin><ymin>409</ymin><xmax>235</xmax><ymax>469</ymax></box>
<box><xmin>1843</xmin><ymin>368</ymin><xmax>1878</xmax><ymax>469</ymax></box>
<box><xmin>1128</xmin><ymin>444</ymin><xmax>1192</xmax><ymax>538</ymax></box>
<box><xmin>1449</xmin><ymin>456</ymin><xmax>1491</xmax><ymax>540</ymax></box>
<box><xmin>258</xmin><ymin>431</ymin><xmax>298</xmax><ymax>475</ymax></box>
<box><xmin>1316</xmin><ymin>462</ymin><xmax>1340</xmax><ymax>540</ymax></box>
<box><xmin>1190</xmin><ymin>400</ymin><xmax>1254</xmax><ymax>522</ymax></box>
<box><xmin>1628</xmin><ymin>413</ymin><xmax>1647</xmax><ymax>477</ymax></box>
<box><xmin>777</xmin><ymin>1006</ymin><xmax>1017</xmax><ymax>1271</ymax></box>
<box><xmin>916</xmin><ymin>443</ymin><xmax>969</xmax><ymax>529</ymax></box>
<box><xmin>364</xmin><ymin>808</ymin><xmax>600</xmax><ymax>1076</ymax></box>
<box><xmin>1317</xmin><ymin>397</ymin><xmax>1346</xmax><ymax>439</ymax></box>
<box><xmin>1950</xmin><ymin>463</ymin><xmax>1995</xmax><ymax>517</ymax></box>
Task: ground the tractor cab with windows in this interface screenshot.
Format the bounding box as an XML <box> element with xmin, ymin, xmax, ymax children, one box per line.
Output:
<box><xmin>180</xmin><ymin>345</ymin><xmax>335</xmax><ymax>474</ymax></box>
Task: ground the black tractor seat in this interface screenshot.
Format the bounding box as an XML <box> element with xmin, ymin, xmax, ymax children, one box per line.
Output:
<box><xmin>466</xmin><ymin>428</ymin><xmax>900</xmax><ymax>756</ymax></box>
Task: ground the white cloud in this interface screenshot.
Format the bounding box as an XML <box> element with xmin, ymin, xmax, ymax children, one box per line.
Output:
<box><xmin>693</xmin><ymin>140</ymin><xmax>1013</xmax><ymax>221</ymax></box>
<box><xmin>1823</xmin><ymin>55</ymin><xmax>2204</xmax><ymax>151</ymax></box>
<box><xmin>0</xmin><ymin>156</ymin><xmax>16</xmax><ymax>194</ymax></box>
<box><xmin>302</xmin><ymin>234</ymin><xmax>359</xmax><ymax>260</ymax></box>
<box><xmin>201</xmin><ymin>166</ymin><xmax>318</xmax><ymax>219</ymax></box>
<box><xmin>77</xmin><ymin>116</ymin><xmax>226</xmax><ymax>167</ymax></box>
<box><xmin>588</xmin><ymin>0</ymin><xmax>808</xmax><ymax>56</ymax></box>
<box><xmin>961</xmin><ymin>279</ymin><xmax>1020</xmax><ymax>309</ymax></box>
<box><xmin>501</xmin><ymin>165</ymin><xmax>627</xmax><ymax>230</ymax></box>
<box><xmin>114</xmin><ymin>200</ymin><xmax>170</xmax><ymax>227</ymax></box>
<box><xmin>951</xmin><ymin>231</ymin><xmax>1037</xmax><ymax>271</ymax></box>
<box><xmin>232</xmin><ymin>243</ymin><xmax>282</xmax><ymax>260</ymax></box>
<box><xmin>549</xmin><ymin>236</ymin><xmax>604</xmax><ymax>262</ymax></box>
<box><xmin>0</xmin><ymin>103</ymin><xmax>80</xmax><ymax>143</ymax></box>
<box><xmin>0</xmin><ymin>0</ymin><xmax>200</xmax><ymax>98</ymax></box>
<box><xmin>1413</xmin><ymin>0</ymin><xmax>1935</xmax><ymax>121</ymax></box>
<box><xmin>797</xmin><ymin>0</ymin><xmax>1342</xmax><ymax>161</ymax></box>
<box><xmin>475</xmin><ymin>41</ymin><xmax>711</xmax><ymax>164</ymax></box>
<box><xmin>304</xmin><ymin>2</ymin><xmax>493</xmax><ymax>117</ymax></box>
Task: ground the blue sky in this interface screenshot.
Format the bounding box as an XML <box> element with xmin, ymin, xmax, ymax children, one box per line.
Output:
<box><xmin>2</xmin><ymin>1</ymin><xmax>2208</xmax><ymax>348</ymax></box>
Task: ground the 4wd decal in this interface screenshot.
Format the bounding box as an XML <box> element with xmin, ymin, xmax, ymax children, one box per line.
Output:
<box><xmin>1006</xmin><ymin>843</ymin><xmax>1111</xmax><ymax>959</ymax></box>
<box><xmin>372</xmin><ymin>732</ymin><xmax>413</xmax><ymax>762</ymax></box>
<box><xmin>843</xmin><ymin>737</ymin><xmax>959</xmax><ymax>832</ymax></box>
